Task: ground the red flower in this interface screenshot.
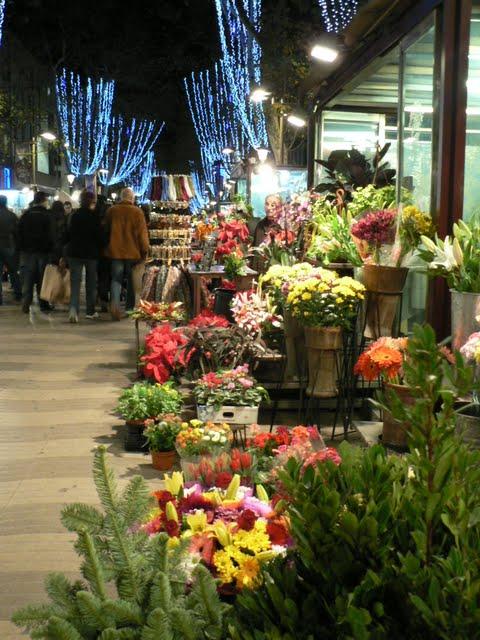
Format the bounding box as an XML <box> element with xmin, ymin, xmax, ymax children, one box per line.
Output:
<box><xmin>164</xmin><ymin>519</ymin><xmax>180</xmax><ymax>538</ymax></box>
<box><xmin>153</xmin><ymin>490</ymin><xmax>175</xmax><ymax>509</ymax></box>
<box><xmin>190</xmin><ymin>533</ymin><xmax>216</xmax><ymax>565</ymax></box>
<box><xmin>218</xmin><ymin>220</ymin><xmax>250</xmax><ymax>243</ymax></box>
<box><xmin>239</xmin><ymin>451</ymin><xmax>252</xmax><ymax>470</ymax></box>
<box><xmin>220</xmin><ymin>279</ymin><xmax>237</xmax><ymax>292</ymax></box>
<box><xmin>141</xmin><ymin>324</ymin><xmax>190</xmax><ymax>383</ymax></box>
<box><xmin>215</xmin><ymin>471</ymin><xmax>233</xmax><ymax>489</ymax></box>
<box><xmin>237</xmin><ymin>509</ymin><xmax>257</xmax><ymax>531</ymax></box>
<box><xmin>189</xmin><ymin>309</ymin><xmax>230</xmax><ymax>329</ymax></box>
<box><xmin>266</xmin><ymin>518</ymin><xmax>291</xmax><ymax>546</ymax></box>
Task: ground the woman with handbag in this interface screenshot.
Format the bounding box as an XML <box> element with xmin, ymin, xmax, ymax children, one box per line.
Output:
<box><xmin>63</xmin><ymin>190</ymin><xmax>105</xmax><ymax>323</ymax></box>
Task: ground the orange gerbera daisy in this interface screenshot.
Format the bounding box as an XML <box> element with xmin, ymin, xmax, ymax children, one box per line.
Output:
<box><xmin>369</xmin><ymin>346</ymin><xmax>403</xmax><ymax>375</ymax></box>
<box><xmin>354</xmin><ymin>352</ymin><xmax>379</xmax><ymax>381</ymax></box>
<box><xmin>235</xmin><ymin>557</ymin><xmax>260</xmax><ymax>589</ymax></box>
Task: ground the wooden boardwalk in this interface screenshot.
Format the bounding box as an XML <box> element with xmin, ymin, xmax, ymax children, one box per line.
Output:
<box><xmin>0</xmin><ymin>301</ymin><xmax>157</xmax><ymax>639</ymax></box>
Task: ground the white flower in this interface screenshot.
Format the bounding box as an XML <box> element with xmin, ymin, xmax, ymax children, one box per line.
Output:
<box><xmin>220</xmin><ymin>436</ymin><xmax>227</xmax><ymax>444</ymax></box>
<box><xmin>211</xmin><ymin>432</ymin><xmax>220</xmax><ymax>443</ymax></box>
<box><xmin>202</xmin><ymin>435</ymin><xmax>211</xmax><ymax>441</ymax></box>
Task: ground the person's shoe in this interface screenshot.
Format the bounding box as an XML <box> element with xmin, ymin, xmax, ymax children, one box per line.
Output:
<box><xmin>22</xmin><ymin>302</ymin><xmax>30</xmax><ymax>314</ymax></box>
<box><xmin>110</xmin><ymin>305</ymin><xmax>122</xmax><ymax>321</ymax></box>
<box><xmin>85</xmin><ymin>312</ymin><xmax>100</xmax><ymax>320</ymax></box>
<box><xmin>68</xmin><ymin>310</ymin><xmax>79</xmax><ymax>323</ymax></box>
<box><xmin>100</xmin><ymin>302</ymin><xmax>109</xmax><ymax>313</ymax></box>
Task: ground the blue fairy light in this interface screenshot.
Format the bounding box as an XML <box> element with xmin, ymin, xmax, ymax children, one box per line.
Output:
<box><xmin>318</xmin><ymin>0</ymin><xmax>359</xmax><ymax>33</ymax></box>
<box><xmin>55</xmin><ymin>69</ymin><xmax>115</xmax><ymax>176</ymax></box>
<box><xmin>129</xmin><ymin>151</ymin><xmax>155</xmax><ymax>201</ymax></box>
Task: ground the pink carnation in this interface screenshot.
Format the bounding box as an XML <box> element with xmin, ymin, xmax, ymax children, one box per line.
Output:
<box><xmin>303</xmin><ymin>447</ymin><xmax>342</xmax><ymax>470</ymax></box>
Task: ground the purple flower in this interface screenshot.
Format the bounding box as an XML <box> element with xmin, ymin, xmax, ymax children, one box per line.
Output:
<box><xmin>351</xmin><ymin>209</ymin><xmax>397</xmax><ymax>246</ymax></box>
<box><xmin>243</xmin><ymin>496</ymin><xmax>274</xmax><ymax>517</ymax></box>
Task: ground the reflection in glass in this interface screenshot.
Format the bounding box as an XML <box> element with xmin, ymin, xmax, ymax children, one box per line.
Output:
<box><xmin>464</xmin><ymin>4</ymin><xmax>480</xmax><ymax>221</ymax></box>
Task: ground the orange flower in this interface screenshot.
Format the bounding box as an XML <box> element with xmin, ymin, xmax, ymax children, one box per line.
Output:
<box><xmin>354</xmin><ymin>352</ymin><xmax>379</xmax><ymax>381</ymax></box>
<box><xmin>369</xmin><ymin>346</ymin><xmax>403</xmax><ymax>370</ymax></box>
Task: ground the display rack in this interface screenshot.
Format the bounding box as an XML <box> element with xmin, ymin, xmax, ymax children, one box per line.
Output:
<box><xmin>148</xmin><ymin>202</ymin><xmax>192</xmax><ymax>263</ymax></box>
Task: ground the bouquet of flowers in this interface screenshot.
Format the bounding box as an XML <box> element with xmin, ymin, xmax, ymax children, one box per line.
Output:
<box><xmin>185</xmin><ymin>449</ymin><xmax>254</xmax><ymax>488</ymax></box>
<box><xmin>259</xmin><ymin>263</ymin><xmax>316</xmax><ymax>308</ymax></box>
<box><xmin>138</xmin><ymin>472</ymin><xmax>292</xmax><ymax>592</ymax></box>
<box><xmin>193</xmin><ymin>365</ymin><xmax>269</xmax><ymax>408</ymax></box>
<box><xmin>351</xmin><ymin>209</ymin><xmax>397</xmax><ymax>264</ymax></box>
<box><xmin>287</xmin><ymin>270</ymin><xmax>365</xmax><ymax>329</ymax></box>
<box><xmin>307</xmin><ymin>198</ymin><xmax>361</xmax><ymax>266</ymax></box>
<box><xmin>354</xmin><ymin>337</ymin><xmax>409</xmax><ymax>383</ymax></box>
<box><xmin>175</xmin><ymin>419</ymin><xmax>232</xmax><ymax>457</ymax></box>
<box><xmin>141</xmin><ymin>324</ymin><xmax>191</xmax><ymax>383</ymax></box>
<box><xmin>129</xmin><ymin>300</ymin><xmax>185</xmax><ymax>325</ymax></box>
<box><xmin>223</xmin><ymin>249</ymin><xmax>248</xmax><ymax>281</ymax></box>
<box><xmin>420</xmin><ymin>219</ymin><xmax>480</xmax><ymax>292</ymax></box>
<box><xmin>398</xmin><ymin>205</ymin><xmax>435</xmax><ymax>265</ymax></box>
<box><xmin>188</xmin><ymin>309</ymin><xmax>230</xmax><ymax>329</ymax></box>
<box><xmin>231</xmin><ymin>291</ymin><xmax>282</xmax><ymax>337</ymax></box>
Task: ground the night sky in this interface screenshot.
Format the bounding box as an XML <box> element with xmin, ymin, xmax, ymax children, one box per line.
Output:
<box><xmin>5</xmin><ymin>0</ymin><xmax>221</xmax><ymax>172</ymax></box>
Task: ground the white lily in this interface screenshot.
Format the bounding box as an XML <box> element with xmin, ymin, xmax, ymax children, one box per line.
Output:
<box><xmin>452</xmin><ymin>237</ymin><xmax>464</xmax><ymax>266</ymax></box>
<box><xmin>421</xmin><ymin>235</ymin><xmax>437</xmax><ymax>252</ymax></box>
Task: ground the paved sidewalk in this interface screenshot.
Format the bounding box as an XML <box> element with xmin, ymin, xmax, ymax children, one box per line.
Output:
<box><xmin>0</xmin><ymin>302</ymin><xmax>156</xmax><ymax>639</ymax></box>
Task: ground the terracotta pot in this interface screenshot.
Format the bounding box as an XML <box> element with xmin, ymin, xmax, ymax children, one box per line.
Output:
<box><xmin>283</xmin><ymin>308</ymin><xmax>306</xmax><ymax>381</ymax></box>
<box><xmin>382</xmin><ymin>383</ymin><xmax>415</xmax><ymax>449</ymax></box>
<box><xmin>151</xmin><ymin>449</ymin><xmax>177</xmax><ymax>471</ymax></box>
<box><xmin>361</xmin><ymin>265</ymin><xmax>409</xmax><ymax>339</ymax></box>
<box><xmin>304</xmin><ymin>326</ymin><xmax>342</xmax><ymax>398</ymax></box>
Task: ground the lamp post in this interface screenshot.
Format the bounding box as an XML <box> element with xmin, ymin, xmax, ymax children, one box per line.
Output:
<box><xmin>66</xmin><ymin>173</ymin><xmax>75</xmax><ymax>194</ymax></box>
<box><xmin>31</xmin><ymin>131</ymin><xmax>57</xmax><ymax>190</ymax></box>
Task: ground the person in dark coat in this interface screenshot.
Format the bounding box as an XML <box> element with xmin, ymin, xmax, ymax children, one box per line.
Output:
<box><xmin>0</xmin><ymin>195</ymin><xmax>22</xmax><ymax>303</ymax></box>
<box><xmin>17</xmin><ymin>191</ymin><xmax>54</xmax><ymax>313</ymax></box>
<box><xmin>94</xmin><ymin>194</ymin><xmax>111</xmax><ymax>312</ymax></box>
<box><xmin>64</xmin><ymin>190</ymin><xmax>105</xmax><ymax>323</ymax></box>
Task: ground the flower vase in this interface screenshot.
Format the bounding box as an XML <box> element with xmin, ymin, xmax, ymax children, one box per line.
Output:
<box><xmin>151</xmin><ymin>450</ymin><xmax>177</xmax><ymax>471</ymax></box>
<box><xmin>382</xmin><ymin>383</ymin><xmax>415</xmax><ymax>450</ymax></box>
<box><xmin>362</xmin><ymin>265</ymin><xmax>409</xmax><ymax>339</ymax></box>
<box><xmin>283</xmin><ymin>308</ymin><xmax>306</xmax><ymax>381</ymax></box>
<box><xmin>213</xmin><ymin>288</ymin><xmax>235</xmax><ymax>322</ymax></box>
<box><xmin>178</xmin><ymin>454</ymin><xmax>202</xmax><ymax>482</ymax></box>
<box><xmin>455</xmin><ymin>402</ymin><xmax>480</xmax><ymax>448</ymax></box>
<box><xmin>304</xmin><ymin>326</ymin><xmax>342</xmax><ymax>398</ymax></box>
<box><xmin>450</xmin><ymin>290</ymin><xmax>480</xmax><ymax>351</ymax></box>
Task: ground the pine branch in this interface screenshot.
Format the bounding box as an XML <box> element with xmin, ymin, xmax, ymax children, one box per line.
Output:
<box><xmin>148</xmin><ymin>573</ymin><xmax>172</xmax><ymax>612</ymax></box>
<box><xmin>61</xmin><ymin>503</ymin><xmax>105</xmax><ymax>534</ymax></box>
<box><xmin>77</xmin><ymin>531</ymin><xmax>108</xmax><ymax>600</ymax></box>
<box><xmin>11</xmin><ymin>604</ymin><xmax>63</xmax><ymax>630</ymax></box>
<box><xmin>99</xmin><ymin>629</ymin><xmax>141</xmax><ymax>640</ymax></box>
<box><xmin>169</xmin><ymin>608</ymin><xmax>197</xmax><ymax>640</ymax></box>
<box><xmin>76</xmin><ymin>591</ymin><xmax>114</xmax><ymax>631</ymax></box>
<box><xmin>141</xmin><ymin>608</ymin><xmax>173</xmax><ymax>640</ymax></box>
<box><xmin>190</xmin><ymin>565</ymin><xmax>224</xmax><ymax>628</ymax></box>
<box><xmin>46</xmin><ymin>616</ymin><xmax>84</xmax><ymax>640</ymax></box>
<box><xmin>93</xmin><ymin>447</ymin><xmax>120</xmax><ymax>513</ymax></box>
<box><xmin>119</xmin><ymin>476</ymin><xmax>152</xmax><ymax>529</ymax></box>
<box><xmin>103</xmin><ymin>599</ymin><xmax>144</xmax><ymax>626</ymax></box>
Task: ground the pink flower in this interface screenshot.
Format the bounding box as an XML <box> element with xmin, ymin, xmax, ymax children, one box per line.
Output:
<box><xmin>303</xmin><ymin>447</ymin><xmax>342</xmax><ymax>470</ymax></box>
<box><xmin>227</xmin><ymin>382</ymin><xmax>235</xmax><ymax>390</ymax></box>
<box><xmin>239</xmin><ymin>378</ymin><xmax>254</xmax><ymax>388</ymax></box>
<box><xmin>243</xmin><ymin>496</ymin><xmax>274</xmax><ymax>518</ymax></box>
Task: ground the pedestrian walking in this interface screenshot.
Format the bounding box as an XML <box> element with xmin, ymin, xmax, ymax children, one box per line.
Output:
<box><xmin>50</xmin><ymin>200</ymin><xmax>69</xmax><ymax>265</ymax></box>
<box><xmin>17</xmin><ymin>191</ymin><xmax>55</xmax><ymax>313</ymax></box>
<box><xmin>0</xmin><ymin>195</ymin><xmax>22</xmax><ymax>304</ymax></box>
<box><xmin>94</xmin><ymin>195</ymin><xmax>111</xmax><ymax>312</ymax></box>
<box><xmin>104</xmin><ymin>187</ymin><xmax>149</xmax><ymax>321</ymax></box>
<box><xmin>64</xmin><ymin>190</ymin><xmax>105</xmax><ymax>323</ymax></box>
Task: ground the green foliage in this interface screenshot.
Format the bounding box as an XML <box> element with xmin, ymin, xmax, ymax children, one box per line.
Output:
<box><xmin>115</xmin><ymin>381</ymin><xmax>183</xmax><ymax>422</ymax></box>
<box><xmin>13</xmin><ymin>447</ymin><xmax>230</xmax><ymax>640</ymax></box>
<box><xmin>223</xmin><ymin>253</ymin><xmax>248</xmax><ymax>280</ymax></box>
<box><xmin>144</xmin><ymin>416</ymin><xmax>182</xmax><ymax>452</ymax></box>
<box><xmin>231</xmin><ymin>325</ymin><xmax>480</xmax><ymax>639</ymax></box>
<box><xmin>307</xmin><ymin>199</ymin><xmax>361</xmax><ymax>266</ymax></box>
<box><xmin>347</xmin><ymin>184</ymin><xmax>413</xmax><ymax>219</ymax></box>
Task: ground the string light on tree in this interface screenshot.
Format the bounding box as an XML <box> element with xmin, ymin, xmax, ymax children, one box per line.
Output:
<box><xmin>184</xmin><ymin>60</ymin><xmax>245</xmax><ymax>184</ymax></box>
<box><xmin>98</xmin><ymin>116</ymin><xmax>164</xmax><ymax>185</ymax></box>
<box><xmin>55</xmin><ymin>69</ymin><xmax>115</xmax><ymax>176</ymax></box>
<box><xmin>318</xmin><ymin>0</ymin><xmax>359</xmax><ymax>33</ymax></box>
<box><xmin>0</xmin><ymin>0</ymin><xmax>5</xmax><ymax>46</ymax></box>
<box><xmin>214</xmin><ymin>0</ymin><xmax>268</xmax><ymax>150</ymax></box>
<box><xmin>128</xmin><ymin>151</ymin><xmax>155</xmax><ymax>201</ymax></box>
<box><xmin>189</xmin><ymin>165</ymin><xmax>209</xmax><ymax>213</ymax></box>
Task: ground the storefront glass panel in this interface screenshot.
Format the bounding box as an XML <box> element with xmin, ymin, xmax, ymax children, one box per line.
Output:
<box><xmin>464</xmin><ymin>3</ymin><xmax>480</xmax><ymax>221</ymax></box>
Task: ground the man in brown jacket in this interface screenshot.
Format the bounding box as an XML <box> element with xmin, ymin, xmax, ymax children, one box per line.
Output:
<box><xmin>105</xmin><ymin>187</ymin><xmax>149</xmax><ymax>320</ymax></box>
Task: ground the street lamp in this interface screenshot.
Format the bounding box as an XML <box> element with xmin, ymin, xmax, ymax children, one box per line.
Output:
<box><xmin>256</xmin><ymin>148</ymin><xmax>269</xmax><ymax>163</ymax></box>
<box><xmin>250</xmin><ymin>86</ymin><xmax>271</xmax><ymax>103</ymax></box>
<box><xmin>286</xmin><ymin>113</ymin><xmax>307</xmax><ymax>128</ymax></box>
<box><xmin>31</xmin><ymin>131</ymin><xmax>57</xmax><ymax>190</ymax></box>
<box><xmin>311</xmin><ymin>44</ymin><xmax>338</xmax><ymax>63</ymax></box>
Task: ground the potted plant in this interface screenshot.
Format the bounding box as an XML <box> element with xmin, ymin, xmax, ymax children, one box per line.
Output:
<box><xmin>175</xmin><ymin>419</ymin><xmax>233</xmax><ymax>479</ymax></box>
<box><xmin>193</xmin><ymin>364</ymin><xmax>269</xmax><ymax>424</ymax></box>
<box><xmin>354</xmin><ymin>337</ymin><xmax>411</xmax><ymax>448</ymax></box>
<box><xmin>287</xmin><ymin>269</ymin><xmax>365</xmax><ymax>397</ymax></box>
<box><xmin>420</xmin><ymin>218</ymin><xmax>480</xmax><ymax>350</ymax></box>
<box><xmin>259</xmin><ymin>262</ymin><xmax>316</xmax><ymax>379</ymax></box>
<box><xmin>129</xmin><ymin>300</ymin><xmax>186</xmax><ymax>326</ymax></box>
<box><xmin>140</xmin><ymin>324</ymin><xmax>191</xmax><ymax>383</ymax></box>
<box><xmin>351</xmin><ymin>205</ymin><xmax>434</xmax><ymax>338</ymax></box>
<box><xmin>116</xmin><ymin>381</ymin><xmax>183</xmax><ymax>451</ymax></box>
<box><xmin>144</xmin><ymin>414</ymin><xmax>182</xmax><ymax>471</ymax></box>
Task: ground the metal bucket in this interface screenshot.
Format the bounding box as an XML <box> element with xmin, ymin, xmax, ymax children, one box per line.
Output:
<box><xmin>451</xmin><ymin>291</ymin><xmax>480</xmax><ymax>351</ymax></box>
<box><xmin>456</xmin><ymin>404</ymin><xmax>480</xmax><ymax>448</ymax></box>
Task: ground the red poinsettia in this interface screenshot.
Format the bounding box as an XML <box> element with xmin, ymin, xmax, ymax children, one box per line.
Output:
<box><xmin>141</xmin><ymin>324</ymin><xmax>191</xmax><ymax>383</ymax></box>
<box><xmin>215</xmin><ymin>239</ymin><xmax>239</xmax><ymax>260</ymax></box>
<box><xmin>188</xmin><ymin>309</ymin><xmax>230</xmax><ymax>329</ymax></box>
<box><xmin>218</xmin><ymin>220</ymin><xmax>250</xmax><ymax>243</ymax></box>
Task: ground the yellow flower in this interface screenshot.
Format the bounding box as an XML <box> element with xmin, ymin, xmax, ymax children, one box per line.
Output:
<box><xmin>186</xmin><ymin>510</ymin><xmax>208</xmax><ymax>533</ymax></box>
<box><xmin>163</xmin><ymin>471</ymin><xmax>184</xmax><ymax>496</ymax></box>
<box><xmin>235</xmin><ymin>557</ymin><xmax>260</xmax><ymax>589</ymax></box>
<box><xmin>302</xmin><ymin>292</ymin><xmax>312</xmax><ymax>301</ymax></box>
